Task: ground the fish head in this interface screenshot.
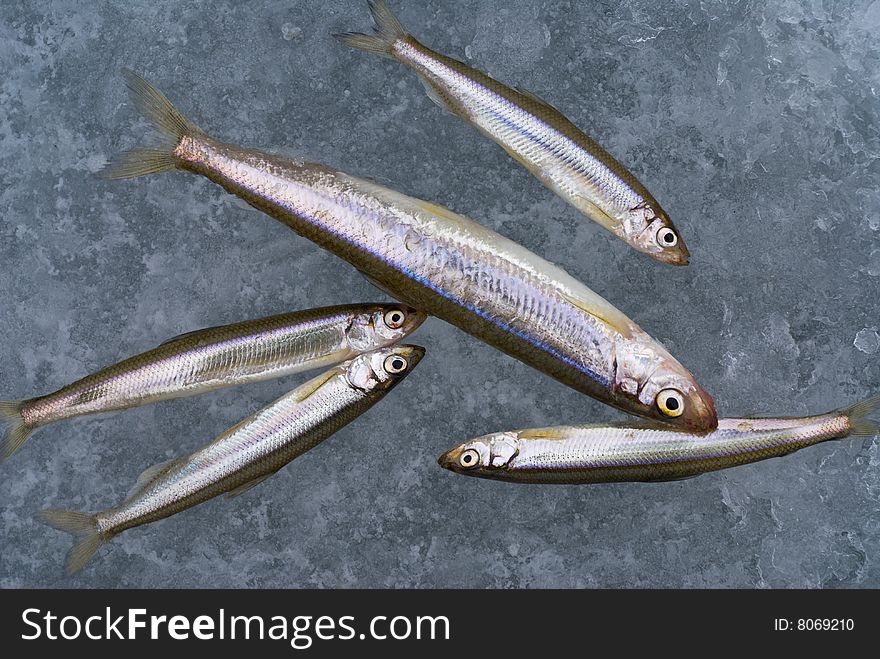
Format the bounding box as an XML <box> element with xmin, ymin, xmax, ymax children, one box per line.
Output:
<box><xmin>614</xmin><ymin>335</ymin><xmax>717</xmax><ymax>433</ymax></box>
<box><xmin>346</xmin><ymin>305</ymin><xmax>427</xmax><ymax>350</ymax></box>
<box><xmin>345</xmin><ymin>344</ymin><xmax>426</xmax><ymax>392</ymax></box>
<box><xmin>624</xmin><ymin>204</ymin><xmax>690</xmax><ymax>266</ymax></box>
<box><xmin>438</xmin><ymin>432</ymin><xmax>519</xmax><ymax>476</ymax></box>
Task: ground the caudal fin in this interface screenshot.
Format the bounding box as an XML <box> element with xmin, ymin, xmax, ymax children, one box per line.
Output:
<box><xmin>38</xmin><ymin>510</ymin><xmax>105</xmax><ymax>575</ymax></box>
<box><xmin>0</xmin><ymin>400</ymin><xmax>33</xmax><ymax>463</ymax></box>
<box><xmin>842</xmin><ymin>394</ymin><xmax>880</xmax><ymax>437</ymax></box>
<box><xmin>333</xmin><ymin>0</ymin><xmax>408</xmax><ymax>57</ymax></box>
<box><xmin>100</xmin><ymin>69</ymin><xmax>204</xmax><ymax>180</ymax></box>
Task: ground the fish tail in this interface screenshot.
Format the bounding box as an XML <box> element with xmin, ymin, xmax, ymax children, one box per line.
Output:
<box><xmin>333</xmin><ymin>0</ymin><xmax>408</xmax><ymax>58</ymax></box>
<box><xmin>842</xmin><ymin>393</ymin><xmax>880</xmax><ymax>437</ymax></box>
<box><xmin>0</xmin><ymin>400</ymin><xmax>33</xmax><ymax>463</ymax></box>
<box><xmin>37</xmin><ymin>509</ymin><xmax>105</xmax><ymax>575</ymax></box>
<box><xmin>100</xmin><ymin>69</ymin><xmax>204</xmax><ymax>180</ymax></box>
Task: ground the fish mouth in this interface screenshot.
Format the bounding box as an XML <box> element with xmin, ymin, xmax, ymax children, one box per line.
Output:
<box><xmin>657</xmin><ymin>243</ymin><xmax>690</xmax><ymax>266</ymax></box>
<box><xmin>437</xmin><ymin>446</ymin><xmax>464</xmax><ymax>472</ymax></box>
<box><xmin>679</xmin><ymin>385</ymin><xmax>718</xmax><ymax>433</ymax></box>
<box><xmin>393</xmin><ymin>344</ymin><xmax>426</xmax><ymax>369</ymax></box>
<box><xmin>401</xmin><ymin>306</ymin><xmax>429</xmax><ymax>333</ymax></box>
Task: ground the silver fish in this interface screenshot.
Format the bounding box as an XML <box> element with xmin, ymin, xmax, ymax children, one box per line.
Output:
<box><xmin>439</xmin><ymin>395</ymin><xmax>880</xmax><ymax>484</ymax></box>
<box><xmin>1</xmin><ymin>303</ymin><xmax>425</xmax><ymax>461</ymax></box>
<box><xmin>100</xmin><ymin>71</ymin><xmax>717</xmax><ymax>432</ymax></box>
<box><xmin>39</xmin><ymin>344</ymin><xmax>425</xmax><ymax>574</ymax></box>
<box><xmin>335</xmin><ymin>1</ymin><xmax>689</xmax><ymax>265</ymax></box>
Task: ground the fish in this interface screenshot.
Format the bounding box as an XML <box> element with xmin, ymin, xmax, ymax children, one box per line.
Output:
<box><xmin>100</xmin><ymin>71</ymin><xmax>717</xmax><ymax>432</ymax></box>
<box><xmin>438</xmin><ymin>395</ymin><xmax>880</xmax><ymax>484</ymax></box>
<box><xmin>39</xmin><ymin>344</ymin><xmax>425</xmax><ymax>574</ymax></box>
<box><xmin>334</xmin><ymin>1</ymin><xmax>689</xmax><ymax>265</ymax></box>
<box><xmin>1</xmin><ymin>303</ymin><xmax>425</xmax><ymax>462</ymax></box>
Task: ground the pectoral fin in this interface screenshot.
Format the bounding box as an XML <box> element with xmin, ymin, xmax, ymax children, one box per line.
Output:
<box><xmin>570</xmin><ymin>194</ymin><xmax>622</xmax><ymax>233</ymax></box>
<box><xmin>292</xmin><ymin>369</ymin><xmax>340</xmax><ymax>404</ymax></box>
<box><xmin>561</xmin><ymin>291</ymin><xmax>633</xmax><ymax>337</ymax></box>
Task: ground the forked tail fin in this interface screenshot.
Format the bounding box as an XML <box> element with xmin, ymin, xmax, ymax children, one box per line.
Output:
<box><xmin>333</xmin><ymin>0</ymin><xmax>409</xmax><ymax>58</ymax></box>
<box><xmin>38</xmin><ymin>510</ymin><xmax>106</xmax><ymax>575</ymax></box>
<box><xmin>842</xmin><ymin>394</ymin><xmax>880</xmax><ymax>437</ymax></box>
<box><xmin>100</xmin><ymin>69</ymin><xmax>204</xmax><ymax>180</ymax></box>
<box><xmin>0</xmin><ymin>400</ymin><xmax>33</xmax><ymax>463</ymax></box>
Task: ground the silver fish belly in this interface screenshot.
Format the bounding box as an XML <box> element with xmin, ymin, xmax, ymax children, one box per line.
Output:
<box><xmin>1</xmin><ymin>303</ymin><xmax>425</xmax><ymax>461</ymax></box>
<box><xmin>39</xmin><ymin>344</ymin><xmax>425</xmax><ymax>573</ymax></box>
<box><xmin>335</xmin><ymin>0</ymin><xmax>689</xmax><ymax>265</ymax></box>
<box><xmin>439</xmin><ymin>396</ymin><xmax>880</xmax><ymax>484</ymax></box>
<box><xmin>101</xmin><ymin>71</ymin><xmax>717</xmax><ymax>432</ymax></box>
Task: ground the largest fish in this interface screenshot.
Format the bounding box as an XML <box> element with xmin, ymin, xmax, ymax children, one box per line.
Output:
<box><xmin>102</xmin><ymin>71</ymin><xmax>717</xmax><ymax>432</ymax></box>
<box><xmin>335</xmin><ymin>1</ymin><xmax>689</xmax><ymax>265</ymax></box>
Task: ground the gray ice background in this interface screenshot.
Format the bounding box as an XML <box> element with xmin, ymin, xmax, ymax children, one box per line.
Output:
<box><xmin>1</xmin><ymin>0</ymin><xmax>879</xmax><ymax>588</ymax></box>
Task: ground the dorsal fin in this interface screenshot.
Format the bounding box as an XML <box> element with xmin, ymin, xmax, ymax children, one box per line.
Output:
<box><xmin>158</xmin><ymin>327</ymin><xmax>220</xmax><ymax>348</ymax></box>
<box><xmin>124</xmin><ymin>456</ymin><xmax>185</xmax><ymax>502</ymax></box>
<box><xmin>513</xmin><ymin>86</ymin><xmax>562</xmax><ymax>115</ymax></box>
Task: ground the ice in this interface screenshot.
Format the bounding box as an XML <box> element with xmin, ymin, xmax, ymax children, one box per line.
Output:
<box><xmin>854</xmin><ymin>328</ymin><xmax>880</xmax><ymax>355</ymax></box>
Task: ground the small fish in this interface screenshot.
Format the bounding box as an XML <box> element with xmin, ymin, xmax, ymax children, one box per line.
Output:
<box><xmin>1</xmin><ymin>303</ymin><xmax>424</xmax><ymax>462</ymax></box>
<box><xmin>335</xmin><ymin>1</ymin><xmax>689</xmax><ymax>265</ymax></box>
<box><xmin>439</xmin><ymin>395</ymin><xmax>880</xmax><ymax>484</ymax></box>
<box><xmin>39</xmin><ymin>344</ymin><xmax>424</xmax><ymax>574</ymax></box>
<box><xmin>100</xmin><ymin>72</ymin><xmax>717</xmax><ymax>432</ymax></box>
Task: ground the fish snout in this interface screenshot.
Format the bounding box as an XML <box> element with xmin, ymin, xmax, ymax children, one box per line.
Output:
<box><xmin>679</xmin><ymin>385</ymin><xmax>718</xmax><ymax>434</ymax></box>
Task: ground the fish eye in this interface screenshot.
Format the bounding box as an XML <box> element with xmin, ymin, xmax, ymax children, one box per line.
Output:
<box><xmin>383</xmin><ymin>308</ymin><xmax>406</xmax><ymax>329</ymax></box>
<box><xmin>459</xmin><ymin>449</ymin><xmax>480</xmax><ymax>469</ymax></box>
<box><xmin>657</xmin><ymin>389</ymin><xmax>685</xmax><ymax>417</ymax></box>
<box><xmin>657</xmin><ymin>227</ymin><xmax>678</xmax><ymax>247</ymax></box>
<box><xmin>383</xmin><ymin>355</ymin><xmax>408</xmax><ymax>374</ymax></box>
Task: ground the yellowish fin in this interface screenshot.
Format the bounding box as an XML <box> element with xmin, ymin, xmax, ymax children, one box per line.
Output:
<box><xmin>125</xmin><ymin>456</ymin><xmax>185</xmax><ymax>502</ymax></box>
<box><xmin>333</xmin><ymin>0</ymin><xmax>407</xmax><ymax>58</ymax></box>
<box><xmin>0</xmin><ymin>400</ymin><xmax>32</xmax><ymax>462</ymax></box>
<box><xmin>37</xmin><ymin>510</ymin><xmax>105</xmax><ymax>575</ymax></box>
<box><xmin>561</xmin><ymin>291</ymin><xmax>633</xmax><ymax>338</ymax></box>
<box><xmin>100</xmin><ymin>69</ymin><xmax>204</xmax><ymax>180</ymax></box>
<box><xmin>225</xmin><ymin>470</ymin><xmax>280</xmax><ymax>499</ymax></box>
<box><xmin>843</xmin><ymin>394</ymin><xmax>880</xmax><ymax>437</ymax></box>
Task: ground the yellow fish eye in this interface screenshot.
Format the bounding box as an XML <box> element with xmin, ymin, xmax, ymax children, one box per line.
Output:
<box><xmin>383</xmin><ymin>308</ymin><xmax>406</xmax><ymax>329</ymax></box>
<box><xmin>383</xmin><ymin>354</ymin><xmax>408</xmax><ymax>374</ymax></box>
<box><xmin>657</xmin><ymin>388</ymin><xmax>685</xmax><ymax>417</ymax></box>
<box><xmin>459</xmin><ymin>449</ymin><xmax>480</xmax><ymax>469</ymax></box>
<box><xmin>656</xmin><ymin>227</ymin><xmax>678</xmax><ymax>248</ymax></box>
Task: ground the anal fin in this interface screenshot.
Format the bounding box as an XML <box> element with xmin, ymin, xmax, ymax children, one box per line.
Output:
<box><xmin>226</xmin><ymin>470</ymin><xmax>280</xmax><ymax>499</ymax></box>
<box><xmin>420</xmin><ymin>78</ymin><xmax>457</xmax><ymax>114</ymax></box>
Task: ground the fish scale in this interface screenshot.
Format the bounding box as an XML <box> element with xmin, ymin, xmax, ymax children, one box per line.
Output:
<box><xmin>1</xmin><ymin>303</ymin><xmax>425</xmax><ymax>461</ymax></box>
<box><xmin>41</xmin><ymin>345</ymin><xmax>425</xmax><ymax>573</ymax></box>
<box><xmin>335</xmin><ymin>0</ymin><xmax>689</xmax><ymax>264</ymax></box>
<box><xmin>98</xmin><ymin>70</ymin><xmax>717</xmax><ymax>432</ymax></box>
<box><xmin>439</xmin><ymin>397</ymin><xmax>880</xmax><ymax>484</ymax></box>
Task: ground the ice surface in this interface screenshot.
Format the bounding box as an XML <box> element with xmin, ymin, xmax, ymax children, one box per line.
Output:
<box><xmin>0</xmin><ymin>0</ymin><xmax>878</xmax><ymax>588</ymax></box>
